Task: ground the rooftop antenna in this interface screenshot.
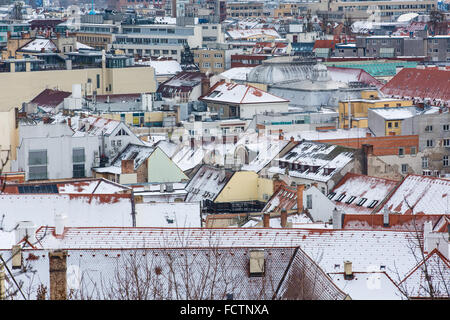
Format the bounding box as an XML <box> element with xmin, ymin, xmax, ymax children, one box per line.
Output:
<box><xmin>89</xmin><ymin>0</ymin><xmax>95</xmax><ymax>15</ymax></box>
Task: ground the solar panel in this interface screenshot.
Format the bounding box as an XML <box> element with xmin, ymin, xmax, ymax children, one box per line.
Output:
<box><xmin>18</xmin><ymin>184</ymin><xmax>58</xmax><ymax>194</ymax></box>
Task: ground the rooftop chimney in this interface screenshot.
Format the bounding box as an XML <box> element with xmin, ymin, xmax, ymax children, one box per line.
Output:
<box><xmin>263</xmin><ymin>213</ymin><xmax>270</xmax><ymax>228</ymax></box>
<box><xmin>49</xmin><ymin>250</ymin><xmax>67</xmax><ymax>300</ymax></box>
<box><xmin>333</xmin><ymin>207</ymin><xmax>343</xmax><ymax>229</ymax></box>
<box><xmin>280</xmin><ymin>209</ymin><xmax>288</xmax><ymax>228</ymax></box>
<box><xmin>344</xmin><ymin>261</ymin><xmax>353</xmax><ymax>280</ymax></box>
<box><xmin>383</xmin><ymin>205</ymin><xmax>389</xmax><ymax>227</ymax></box>
<box><xmin>54</xmin><ymin>214</ymin><xmax>67</xmax><ymax>237</ymax></box>
<box><xmin>296</xmin><ymin>184</ymin><xmax>305</xmax><ymax>214</ymax></box>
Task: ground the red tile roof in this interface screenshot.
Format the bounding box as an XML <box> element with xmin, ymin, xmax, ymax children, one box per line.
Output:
<box><xmin>381</xmin><ymin>68</ymin><xmax>450</xmax><ymax>102</ymax></box>
<box><xmin>313</xmin><ymin>40</ymin><xmax>336</xmax><ymax>49</ymax></box>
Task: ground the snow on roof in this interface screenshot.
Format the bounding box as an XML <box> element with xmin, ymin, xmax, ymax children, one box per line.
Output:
<box><xmin>242</xmin><ymin>213</ymin><xmax>314</xmax><ymax>228</ymax></box>
<box><xmin>0</xmin><ymin>193</ymin><xmax>133</xmax><ymax>231</ymax></box>
<box><xmin>157</xmin><ymin>72</ymin><xmax>206</xmax><ymax>97</ymax></box>
<box><xmin>110</xmin><ymin>143</ymin><xmax>156</xmax><ymax>170</ymax></box>
<box><xmin>76</xmin><ymin>41</ymin><xmax>94</xmax><ymax>50</ymax></box>
<box><xmin>285</xmin><ymin>128</ymin><xmax>368</xmax><ymax>142</ymax></box>
<box><xmin>156</xmin><ymin>140</ymin><xmax>179</xmax><ymax>158</ymax></box>
<box><xmin>54</xmin><ymin>115</ymin><xmax>121</xmax><ymax>137</ymax></box>
<box><xmin>268</xmin><ymin>141</ymin><xmax>355</xmax><ymax>183</ymax></box>
<box><xmin>240</xmin><ymin>135</ymin><xmax>289</xmax><ymax>173</ymax></box>
<box><xmin>171</xmin><ymin>145</ymin><xmax>207</xmax><ymax>172</ymax></box>
<box><xmin>226</xmin><ymin>28</ymin><xmax>280</xmax><ymax>40</ymax></box>
<box><xmin>399</xmin><ymin>249</ymin><xmax>450</xmax><ymax>298</ymax></box>
<box><xmin>381</xmin><ymin>68</ymin><xmax>450</xmax><ymax>103</ymax></box>
<box><xmin>382</xmin><ymin>175</ymin><xmax>450</xmax><ymax>215</ymax></box>
<box><xmin>327</xmin><ymin>67</ymin><xmax>383</xmax><ymax>88</ymax></box>
<box><xmin>136</xmin><ymin>59</ymin><xmax>182</xmax><ymax>76</ymax></box>
<box><xmin>262</xmin><ymin>185</ymin><xmax>297</xmax><ymax>213</ymax></box>
<box><xmin>57</xmin><ymin>179</ymin><xmax>130</xmax><ymax>194</ymax></box>
<box><xmin>369</xmin><ymin>107</ymin><xmax>418</xmax><ymax>120</ymax></box>
<box><xmin>185</xmin><ymin>165</ymin><xmax>234</xmax><ymax>202</ymax></box>
<box><xmin>33</xmin><ymin>226</ymin><xmax>424</xmax><ymax>280</ymax></box>
<box><xmin>19</xmin><ymin>38</ymin><xmax>56</xmax><ymax>52</ymax></box>
<box><xmin>219</xmin><ymin>67</ymin><xmax>254</xmax><ymax>81</ymax></box>
<box><xmin>328</xmin><ymin>272</ymin><xmax>403</xmax><ymax>300</ymax></box>
<box><xmin>135</xmin><ymin>202</ymin><xmax>201</xmax><ymax>228</ymax></box>
<box><xmin>0</xmin><ymin>231</ymin><xmax>15</xmax><ymax>250</ymax></box>
<box><xmin>330</xmin><ymin>173</ymin><xmax>399</xmax><ymax>214</ymax></box>
<box><xmin>201</xmin><ymin>81</ymin><xmax>289</xmax><ymax>105</ymax></box>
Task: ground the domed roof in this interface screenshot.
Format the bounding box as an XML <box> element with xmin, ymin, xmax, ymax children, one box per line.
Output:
<box><xmin>247</xmin><ymin>57</ymin><xmax>331</xmax><ymax>85</ymax></box>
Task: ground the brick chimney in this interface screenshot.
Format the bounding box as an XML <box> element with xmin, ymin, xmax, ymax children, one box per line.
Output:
<box><xmin>49</xmin><ymin>250</ymin><xmax>67</xmax><ymax>300</ymax></box>
<box><xmin>290</xmin><ymin>136</ymin><xmax>295</xmax><ymax>143</ymax></box>
<box><xmin>280</xmin><ymin>209</ymin><xmax>288</xmax><ymax>228</ymax></box>
<box><xmin>296</xmin><ymin>184</ymin><xmax>305</xmax><ymax>214</ymax></box>
<box><xmin>233</xmin><ymin>135</ymin><xmax>238</xmax><ymax>144</ymax></box>
<box><xmin>263</xmin><ymin>213</ymin><xmax>270</xmax><ymax>228</ymax></box>
<box><xmin>201</xmin><ymin>77</ymin><xmax>210</xmax><ymax>97</ymax></box>
<box><xmin>67</xmin><ymin>118</ymin><xmax>71</xmax><ymax>128</ymax></box>
<box><xmin>121</xmin><ymin>159</ymin><xmax>134</xmax><ymax>174</ymax></box>
<box><xmin>190</xmin><ymin>137</ymin><xmax>195</xmax><ymax>149</ymax></box>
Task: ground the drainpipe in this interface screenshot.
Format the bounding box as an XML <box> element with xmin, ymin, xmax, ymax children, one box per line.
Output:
<box><xmin>131</xmin><ymin>190</ymin><xmax>136</xmax><ymax>227</ymax></box>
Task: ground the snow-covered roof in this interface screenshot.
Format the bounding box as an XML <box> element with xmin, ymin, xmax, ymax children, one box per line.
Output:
<box><xmin>268</xmin><ymin>141</ymin><xmax>355</xmax><ymax>183</ymax></box>
<box><xmin>135</xmin><ymin>202</ymin><xmax>201</xmax><ymax>228</ymax></box>
<box><xmin>32</xmin><ymin>226</ymin><xmax>424</xmax><ymax>281</ymax></box>
<box><xmin>219</xmin><ymin>67</ymin><xmax>254</xmax><ymax>81</ymax></box>
<box><xmin>226</xmin><ymin>28</ymin><xmax>280</xmax><ymax>40</ymax></box>
<box><xmin>369</xmin><ymin>107</ymin><xmax>418</xmax><ymax>120</ymax></box>
<box><xmin>201</xmin><ymin>81</ymin><xmax>289</xmax><ymax>105</ymax></box>
<box><xmin>155</xmin><ymin>140</ymin><xmax>179</xmax><ymax>158</ymax></box>
<box><xmin>0</xmin><ymin>193</ymin><xmax>133</xmax><ymax>232</ymax></box>
<box><xmin>110</xmin><ymin>143</ymin><xmax>156</xmax><ymax>170</ymax></box>
<box><xmin>136</xmin><ymin>59</ymin><xmax>182</xmax><ymax>76</ymax></box>
<box><xmin>19</xmin><ymin>38</ymin><xmax>56</xmax><ymax>52</ymax></box>
<box><xmin>328</xmin><ymin>272</ymin><xmax>403</xmax><ymax>300</ymax></box>
<box><xmin>284</xmin><ymin>128</ymin><xmax>368</xmax><ymax>142</ymax></box>
<box><xmin>53</xmin><ymin>114</ymin><xmax>121</xmax><ymax>137</ymax></box>
<box><xmin>262</xmin><ymin>184</ymin><xmax>297</xmax><ymax>213</ymax></box>
<box><xmin>382</xmin><ymin>175</ymin><xmax>450</xmax><ymax>215</ymax></box>
<box><xmin>185</xmin><ymin>165</ymin><xmax>234</xmax><ymax>203</ymax></box>
<box><xmin>330</xmin><ymin>173</ymin><xmax>399</xmax><ymax>214</ymax></box>
<box><xmin>240</xmin><ymin>134</ymin><xmax>289</xmax><ymax>173</ymax></box>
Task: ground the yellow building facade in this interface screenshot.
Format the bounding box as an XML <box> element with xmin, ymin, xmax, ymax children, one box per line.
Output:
<box><xmin>338</xmin><ymin>91</ymin><xmax>413</xmax><ymax>129</ymax></box>
<box><xmin>215</xmin><ymin>171</ymin><xmax>274</xmax><ymax>203</ymax></box>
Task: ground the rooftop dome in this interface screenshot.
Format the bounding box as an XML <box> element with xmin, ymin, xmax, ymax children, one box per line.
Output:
<box><xmin>247</xmin><ymin>57</ymin><xmax>330</xmax><ymax>85</ymax></box>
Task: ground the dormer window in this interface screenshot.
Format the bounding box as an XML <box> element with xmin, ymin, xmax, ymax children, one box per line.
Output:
<box><xmin>345</xmin><ymin>196</ymin><xmax>356</xmax><ymax>204</ymax></box>
<box><xmin>335</xmin><ymin>194</ymin><xmax>346</xmax><ymax>202</ymax></box>
<box><xmin>356</xmin><ymin>198</ymin><xmax>367</xmax><ymax>206</ymax></box>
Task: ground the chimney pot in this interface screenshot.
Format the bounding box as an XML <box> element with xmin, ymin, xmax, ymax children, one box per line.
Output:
<box><xmin>263</xmin><ymin>213</ymin><xmax>270</xmax><ymax>228</ymax></box>
<box><xmin>344</xmin><ymin>261</ymin><xmax>353</xmax><ymax>280</ymax></box>
<box><xmin>280</xmin><ymin>209</ymin><xmax>288</xmax><ymax>228</ymax></box>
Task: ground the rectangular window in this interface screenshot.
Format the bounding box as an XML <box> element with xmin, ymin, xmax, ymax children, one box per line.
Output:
<box><xmin>444</xmin><ymin>156</ymin><xmax>449</xmax><ymax>167</ymax></box>
<box><xmin>388</xmin><ymin>122</ymin><xmax>392</xmax><ymax>128</ymax></box>
<box><xmin>426</xmin><ymin>139</ymin><xmax>434</xmax><ymax>147</ymax></box>
<box><xmin>443</xmin><ymin>124</ymin><xmax>449</xmax><ymax>131</ymax></box>
<box><xmin>444</xmin><ymin>139</ymin><xmax>450</xmax><ymax>147</ymax></box>
<box><xmin>425</xmin><ymin>125</ymin><xmax>433</xmax><ymax>132</ymax></box>
<box><xmin>401</xmin><ymin>164</ymin><xmax>408</xmax><ymax>174</ymax></box>
<box><xmin>410</xmin><ymin>147</ymin><xmax>416</xmax><ymax>155</ymax></box>
<box><xmin>306</xmin><ymin>194</ymin><xmax>312</xmax><ymax>209</ymax></box>
<box><xmin>422</xmin><ymin>157</ymin><xmax>429</xmax><ymax>168</ymax></box>
<box><xmin>398</xmin><ymin>148</ymin><xmax>404</xmax><ymax>156</ymax></box>
<box><xmin>327</xmin><ymin>192</ymin><xmax>336</xmax><ymax>200</ymax></box>
<box><xmin>73</xmin><ymin>164</ymin><xmax>85</xmax><ymax>178</ymax></box>
<box><xmin>28</xmin><ymin>150</ymin><xmax>47</xmax><ymax>180</ymax></box>
<box><xmin>356</xmin><ymin>198</ymin><xmax>367</xmax><ymax>206</ymax></box>
<box><xmin>345</xmin><ymin>196</ymin><xmax>356</xmax><ymax>204</ymax></box>
<box><xmin>335</xmin><ymin>193</ymin><xmax>346</xmax><ymax>202</ymax></box>
<box><xmin>368</xmin><ymin>200</ymin><xmax>378</xmax><ymax>208</ymax></box>
<box><xmin>96</xmin><ymin>74</ymin><xmax>100</xmax><ymax>89</ymax></box>
<box><xmin>72</xmin><ymin>148</ymin><xmax>85</xmax><ymax>163</ymax></box>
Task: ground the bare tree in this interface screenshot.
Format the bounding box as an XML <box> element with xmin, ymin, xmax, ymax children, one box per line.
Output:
<box><xmin>391</xmin><ymin>199</ymin><xmax>450</xmax><ymax>299</ymax></box>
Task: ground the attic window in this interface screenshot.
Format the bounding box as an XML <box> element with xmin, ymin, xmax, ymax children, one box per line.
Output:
<box><xmin>356</xmin><ymin>198</ymin><xmax>367</xmax><ymax>206</ymax></box>
<box><xmin>368</xmin><ymin>200</ymin><xmax>379</xmax><ymax>208</ymax></box>
<box><xmin>345</xmin><ymin>196</ymin><xmax>356</xmax><ymax>204</ymax></box>
<box><xmin>116</xmin><ymin>128</ymin><xmax>129</xmax><ymax>136</ymax></box>
<box><xmin>335</xmin><ymin>193</ymin><xmax>346</xmax><ymax>202</ymax></box>
<box><xmin>327</xmin><ymin>192</ymin><xmax>336</xmax><ymax>200</ymax></box>
<box><xmin>380</xmin><ymin>265</ymin><xmax>386</xmax><ymax>270</ymax></box>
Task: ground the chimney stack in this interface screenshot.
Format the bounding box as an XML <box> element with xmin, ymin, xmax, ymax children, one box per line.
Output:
<box><xmin>333</xmin><ymin>207</ymin><xmax>343</xmax><ymax>229</ymax></box>
<box><xmin>296</xmin><ymin>184</ymin><xmax>305</xmax><ymax>214</ymax></box>
<box><xmin>280</xmin><ymin>209</ymin><xmax>288</xmax><ymax>228</ymax></box>
<box><xmin>54</xmin><ymin>214</ymin><xmax>66</xmax><ymax>237</ymax></box>
<box><xmin>49</xmin><ymin>250</ymin><xmax>68</xmax><ymax>300</ymax></box>
<box><xmin>344</xmin><ymin>261</ymin><xmax>353</xmax><ymax>280</ymax></box>
<box><xmin>383</xmin><ymin>205</ymin><xmax>389</xmax><ymax>227</ymax></box>
<box><xmin>190</xmin><ymin>137</ymin><xmax>195</xmax><ymax>149</ymax></box>
<box><xmin>263</xmin><ymin>213</ymin><xmax>270</xmax><ymax>228</ymax></box>
<box><xmin>121</xmin><ymin>159</ymin><xmax>134</xmax><ymax>174</ymax></box>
